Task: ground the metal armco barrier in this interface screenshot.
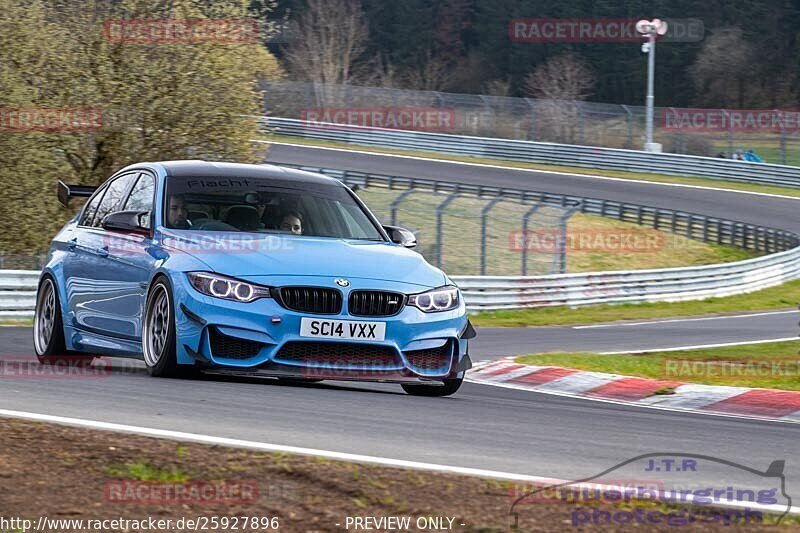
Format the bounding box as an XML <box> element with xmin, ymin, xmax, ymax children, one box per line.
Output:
<box><xmin>0</xmin><ymin>270</ymin><xmax>39</xmax><ymax>319</ymax></box>
<box><xmin>264</xmin><ymin>117</ymin><xmax>800</xmax><ymax>188</ymax></box>
<box><xmin>454</xmin><ymin>245</ymin><xmax>800</xmax><ymax>310</ymax></box>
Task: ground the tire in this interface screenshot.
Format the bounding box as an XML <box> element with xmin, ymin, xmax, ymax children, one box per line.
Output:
<box><xmin>401</xmin><ymin>377</ymin><xmax>463</xmax><ymax>397</ymax></box>
<box><xmin>33</xmin><ymin>277</ymin><xmax>90</xmax><ymax>364</ymax></box>
<box><xmin>142</xmin><ymin>277</ymin><xmax>191</xmax><ymax>378</ymax></box>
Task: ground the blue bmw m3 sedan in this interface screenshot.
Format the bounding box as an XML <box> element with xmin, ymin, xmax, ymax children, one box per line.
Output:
<box><xmin>34</xmin><ymin>161</ymin><xmax>474</xmax><ymax>396</ymax></box>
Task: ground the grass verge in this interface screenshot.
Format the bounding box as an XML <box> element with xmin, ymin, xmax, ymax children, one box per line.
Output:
<box><xmin>1</xmin><ymin>418</ymin><xmax>793</xmax><ymax>531</ymax></box>
<box><xmin>263</xmin><ymin>134</ymin><xmax>800</xmax><ymax>199</ymax></box>
<box><xmin>516</xmin><ymin>340</ymin><xmax>800</xmax><ymax>391</ymax></box>
<box><xmin>0</xmin><ymin>318</ymin><xmax>33</xmax><ymax>326</ymax></box>
<box><xmin>469</xmin><ymin>279</ymin><xmax>800</xmax><ymax>327</ymax></box>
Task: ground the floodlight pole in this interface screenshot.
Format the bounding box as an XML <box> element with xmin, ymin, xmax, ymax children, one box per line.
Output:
<box><xmin>638</xmin><ymin>18</ymin><xmax>665</xmax><ymax>152</ymax></box>
<box><xmin>644</xmin><ymin>32</ymin><xmax>656</xmax><ymax>150</ymax></box>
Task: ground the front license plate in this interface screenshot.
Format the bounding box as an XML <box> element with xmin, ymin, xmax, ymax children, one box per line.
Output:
<box><xmin>300</xmin><ymin>318</ymin><xmax>386</xmax><ymax>341</ymax></box>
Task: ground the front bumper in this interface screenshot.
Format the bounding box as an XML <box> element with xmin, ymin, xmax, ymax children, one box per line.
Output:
<box><xmin>171</xmin><ymin>274</ymin><xmax>472</xmax><ymax>383</ymax></box>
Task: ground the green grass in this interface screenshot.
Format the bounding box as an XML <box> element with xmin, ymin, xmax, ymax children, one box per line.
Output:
<box><xmin>470</xmin><ymin>279</ymin><xmax>800</xmax><ymax>327</ymax></box>
<box><xmin>0</xmin><ymin>319</ymin><xmax>33</xmax><ymax>326</ymax></box>
<box><xmin>263</xmin><ymin>134</ymin><xmax>800</xmax><ymax>199</ymax></box>
<box><xmin>515</xmin><ymin>340</ymin><xmax>800</xmax><ymax>390</ymax></box>
<box><xmin>106</xmin><ymin>461</ymin><xmax>191</xmax><ymax>482</ymax></box>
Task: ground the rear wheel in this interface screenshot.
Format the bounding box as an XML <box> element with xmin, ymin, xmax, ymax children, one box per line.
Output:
<box><xmin>401</xmin><ymin>377</ymin><xmax>463</xmax><ymax>397</ymax></box>
<box><xmin>33</xmin><ymin>277</ymin><xmax>89</xmax><ymax>364</ymax></box>
<box><xmin>143</xmin><ymin>278</ymin><xmax>191</xmax><ymax>378</ymax></box>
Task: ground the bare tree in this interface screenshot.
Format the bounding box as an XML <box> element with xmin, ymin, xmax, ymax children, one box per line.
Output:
<box><xmin>402</xmin><ymin>49</ymin><xmax>455</xmax><ymax>91</ymax></box>
<box><xmin>689</xmin><ymin>27</ymin><xmax>757</xmax><ymax>108</ymax></box>
<box><xmin>483</xmin><ymin>79</ymin><xmax>511</xmax><ymax>97</ymax></box>
<box><xmin>523</xmin><ymin>53</ymin><xmax>594</xmax><ymax>143</ymax></box>
<box><xmin>524</xmin><ymin>52</ymin><xmax>594</xmax><ymax>102</ymax></box>
<box><xmin>281</xmin><ymin>0</ymin><xmax>369</xmax><ymax>106</ymax></box>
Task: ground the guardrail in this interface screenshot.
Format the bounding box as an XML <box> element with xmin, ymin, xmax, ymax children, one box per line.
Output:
<box><xmin>455</xmin><ymin>246</ymin><xmax>800</xmax><ymax>310</ymax></box>
<box><xmin>264</xmin><ymin>117</ymin><xmax>800</xmax><ymax>189</ymax></box>
<box><xmin>0</xmin><ymin>270</ymin><xmax>39</xmax><ymax>319</ymax></box>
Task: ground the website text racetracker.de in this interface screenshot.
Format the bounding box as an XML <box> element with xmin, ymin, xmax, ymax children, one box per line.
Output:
<box><xmin>0</xmin><ymin>515</ymin><xmax>280</xmax><ymax>532</ymax></box>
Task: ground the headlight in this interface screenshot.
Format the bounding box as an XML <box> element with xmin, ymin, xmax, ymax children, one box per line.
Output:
<box><xmin>408</xmin><ymin>286</ymin><xmax>460</xmax><ymax>312</ymax></box>
<box><xmin>187</xmin><ymin>272</ymin><xmax>271</xmax><ymax>303</ymax></box>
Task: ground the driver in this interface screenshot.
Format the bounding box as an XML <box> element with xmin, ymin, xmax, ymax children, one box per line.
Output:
<box><xmin>167</xmin><ymin>195</ymin><xmax>191</xmax><ymax>229</ymax></box>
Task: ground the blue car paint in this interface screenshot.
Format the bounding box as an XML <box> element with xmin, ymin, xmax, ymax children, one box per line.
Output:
<box><xmin>41</xmin><ymin>162</ymin><xmax>470</xmax><ymax>382</ymax></box>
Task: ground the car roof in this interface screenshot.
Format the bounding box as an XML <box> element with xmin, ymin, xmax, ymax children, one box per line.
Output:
<box><xmin>153</xmin><ymin>161</ymin><xmax>342</xmax><ymax>186</ymax></box>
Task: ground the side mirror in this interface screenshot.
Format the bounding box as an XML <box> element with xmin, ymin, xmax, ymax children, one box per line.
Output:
<box><xmin>383</xmin><ymin>225</ymin><xmax>417</xmax><ymax>248</ymax></box>
<box><xmin>101</xmin><ymin>210</ymin><xmax>151</xmax><ymax>234</ymax></box>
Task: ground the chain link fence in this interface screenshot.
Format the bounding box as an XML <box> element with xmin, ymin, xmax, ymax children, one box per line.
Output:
<box><xmin>353</xmin><ymin>185</ymin><xmax>577</xmax><ymax>276</ymax></box>
<box><xmin>262</xmin><ymin>81</ymin><xmax>800</xmax><ymax>166</ymax></box>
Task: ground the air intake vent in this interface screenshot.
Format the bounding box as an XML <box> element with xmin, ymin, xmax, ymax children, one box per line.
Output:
<box><xmin>277</xmin><ymin>287</ymin><xmax>342</xmax><ymax>314</ymax></box>
<box><xmin>404</xmin><ymin>341</ymin><xmax>453</xmax><ymax>374</ymax></box>
<box><xmin>274</xmin><ymin>341</ymin><xmax>401</xmax><ymax>368</ymax></box>
<box><xmin>209</xmin><ymin>329</ymin><xmax>264</xmax><ymax>360</ymax></box>
<box><xmin>348</xmin><ymin>290</ymin><xmax>405</xmax><ymax>317</ymax></box>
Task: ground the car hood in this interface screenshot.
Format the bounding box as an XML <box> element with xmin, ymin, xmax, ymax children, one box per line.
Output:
<box><xmin>160</xmin><ymin>231</ymin><xmax>447</xmax><ymax>289</ymax></box>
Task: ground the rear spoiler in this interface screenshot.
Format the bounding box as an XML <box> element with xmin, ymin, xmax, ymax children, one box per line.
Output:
<box><xmin>57</xmin><ymin>180</ymin><xmax>97</xmax><ymax>208</ymax></box>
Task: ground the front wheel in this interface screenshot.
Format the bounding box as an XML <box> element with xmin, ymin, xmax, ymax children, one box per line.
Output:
<box><xmin>402</xmin><ymin>377</ymin><xmax>463</xmax><ymax>397</ymax></box>
<box><xmin>142</xmin><ymin>278</ymin><xmax>190</xmax><ymax>378</ymax></box>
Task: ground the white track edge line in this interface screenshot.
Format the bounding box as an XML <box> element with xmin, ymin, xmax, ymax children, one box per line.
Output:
<box><xmin>0</xmin><ymin>408</ymin><xmax>555</xmax><ymax>483</ymax></box>
<box><xmin>598</xmin><ymin>337</ymin><xmax>799</xmax><ymax>354</ymax></box>
<box><xmin>263</xmin><ymin>141</ymin><xmax>800</xmax><ymax>202</ymax></box>
<box><xmin>1</xmin><ymin>408</ymin><xmax>797</xmax><ymax>516</ymax></box>
<box><xmin>572</xmin><ymin>310</ymin><xmax>800</xmax><ymax>329</ymax></box>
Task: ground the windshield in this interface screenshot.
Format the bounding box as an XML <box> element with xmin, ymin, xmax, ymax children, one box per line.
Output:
<box><xmin>163</xmin><ymin>176</ymin><xmax>384</xmax><ymax>241</ymax></box>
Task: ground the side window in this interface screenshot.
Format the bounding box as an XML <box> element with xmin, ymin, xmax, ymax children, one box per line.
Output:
<box><xmin>79</xmin><ymin>186</ymin><xmax>107</xmax><ymax>227</ymax></box>
<box><xmin>123</xmin><ymin>174</ymin><xmax>155</xmax><ymax>212</ymax></box>
<box><xmin>92</xmin><ymin>173</ymin><xmax>137</xmax><ymax>228</ymax></box>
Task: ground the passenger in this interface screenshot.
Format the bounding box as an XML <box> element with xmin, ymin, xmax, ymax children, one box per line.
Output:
<box><xmin>279</xmin><ymin>211</ymin><xmax>303</xmax><ymax>235</ymax></box>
